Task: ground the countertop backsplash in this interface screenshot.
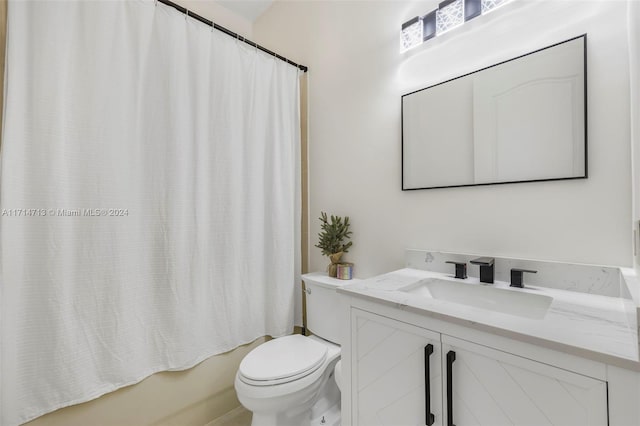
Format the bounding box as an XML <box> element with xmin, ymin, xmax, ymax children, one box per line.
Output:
<box><xmin>405</xmin><ymin>249</ymin><xmax>623</xmax><ymax>298</ymax></box>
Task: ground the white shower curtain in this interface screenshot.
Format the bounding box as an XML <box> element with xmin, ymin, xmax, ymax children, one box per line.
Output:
<box><xmin>0</xmin><ymin>1</ymin><xmax>301</xmax><ymax>424</ymax></box>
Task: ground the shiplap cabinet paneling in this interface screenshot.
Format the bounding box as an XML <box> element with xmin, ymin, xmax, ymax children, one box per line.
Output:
<box><xmin>350</xmin><ymin>309</ymin><xmax>608</xmax><ymax>426</ymax></box>
<box><xmin>442</xmin><ymin>336</ymin><xmax>608</xmax><ymax>426</ymax></box>
<box><xmin>353</xmin><ymin>309</ymin><xmax>443</xmax><ymax>426</ymax></box>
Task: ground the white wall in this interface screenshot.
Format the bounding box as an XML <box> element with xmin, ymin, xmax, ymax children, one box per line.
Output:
<box><xmin>255</xmin><ymin>0</ymin><xmax>634</xmax><ymax>278</ymax></box>
<box><xmin>630</xmin><ymin>0</ymin><xmax>640</xmax><ymax>270</ymax></box>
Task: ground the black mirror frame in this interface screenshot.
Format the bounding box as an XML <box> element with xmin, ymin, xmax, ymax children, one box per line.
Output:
<box><xmin>401</xmin><ymin>34</ymin><xmax>588</xmax><ymax>191</ymax></box>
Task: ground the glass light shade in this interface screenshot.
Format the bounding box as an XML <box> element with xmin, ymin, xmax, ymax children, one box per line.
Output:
<box><xmin>436</xmin><ymin>0</ymin><xmax>465</xmax><ymax>35</ymax></box>
<box><xmin>482</xmin><ymin>0</ymin><xmax>510</xmax><ymax>14</ymax></box>
<box><xmin>400</xmin><ymin>17</ymin><xmax>423</xmax><ymax>53</ymax></box>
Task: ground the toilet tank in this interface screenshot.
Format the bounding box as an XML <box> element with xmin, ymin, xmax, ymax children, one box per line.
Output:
<box><xmin>302</xmin><ymin>272</ymin><xmax>360</xmax><ymax>345</ymax></box>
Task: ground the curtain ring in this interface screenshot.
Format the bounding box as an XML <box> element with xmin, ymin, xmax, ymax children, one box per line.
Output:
<box><xmin>185</xmin><ymin>9</ymin><xmax>189</xmax><ymax>21</ymax></box>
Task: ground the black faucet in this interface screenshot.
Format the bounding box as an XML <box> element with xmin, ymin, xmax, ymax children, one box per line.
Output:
<box><xmin>470</xmin><ymin>257</ymin><xmax>495</xmax><ymax>284</ymax></box>
<box><xmin>510</xmin><ymin>268</ymin><xmax>537</xmax><ymax>288</ymax></box>
<box><xmin>446</xmin><ymin>261</ymin><xmax>467</xmax><ymax>279</ymax></box>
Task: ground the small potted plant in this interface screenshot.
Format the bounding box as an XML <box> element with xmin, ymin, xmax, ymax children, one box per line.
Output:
<box><xmin>315</xmin><ymin>211</ymin><xmax>353</xmax><ymax>277</ymax></box>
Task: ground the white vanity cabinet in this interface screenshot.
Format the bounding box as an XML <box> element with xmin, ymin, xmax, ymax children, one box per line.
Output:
<box><xmin>350</xmin><ymin>308</ymin><xmax>608</xmax><ymax>426</ymax></box>
<box><xmin>443</xmin><ymin>336</ymin><xmax>607</xmax><ymax>426</ymax></box>
<box><xmin>353</xmin><ymin>309</ymin><xmax>442</xmax><ymax>426</ymax></box>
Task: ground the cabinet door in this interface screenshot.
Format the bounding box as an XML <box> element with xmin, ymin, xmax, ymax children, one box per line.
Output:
<box><xmin>442</xmin><ymin>336</ymin><xmax>608</xmax><ymax>426</ymax></box>
<box><xmin>352</xmin><ymin>309</ymin><xmax>442</xmax><ymax>426</ymax></box>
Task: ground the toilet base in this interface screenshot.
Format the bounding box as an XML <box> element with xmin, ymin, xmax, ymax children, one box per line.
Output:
<box><xmin>251</xmin><ymin>410</ymin><xmax>308</xmax><ymax>426</ymax></box>
<box><xmin>250</xmin><ymin>401</ymin><xmax>341</xmax><ymax>426</ymax></box>
<box><xmin>248</xmin><ymin>368</ymin><xmax>341</xmax><ymax>426</ymax></box>
<box><xmin>311</xmin><ymin>401</ymin><xmax>340</xmax><ymax>426</ymax></box>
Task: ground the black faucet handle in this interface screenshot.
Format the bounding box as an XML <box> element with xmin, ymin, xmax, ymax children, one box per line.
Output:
<box><xmin>446</xmin><ymin>261</ymin><xmax>468</xmax><ymax>279</ymax></box>
<box><xmin>510</xmin><ymin>268</ymin><xmax>537</xmax><ymax>288</ymax></box>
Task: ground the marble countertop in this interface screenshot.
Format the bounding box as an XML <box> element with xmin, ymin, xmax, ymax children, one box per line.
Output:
<box><xmin>338</xmin><ymin>268</ymin><xmax>639</xmax><ymax>368</ymax></box>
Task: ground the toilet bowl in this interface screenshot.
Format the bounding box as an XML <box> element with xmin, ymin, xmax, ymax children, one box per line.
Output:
<box><xmin>234</xmin><ymin>273</ymin><xmax>358</xmax><ymax>426</ymax></box>
<box><xmin>235</xmin><ymin>334</ymin><xmax>340</xmax><ymax>426</ymax></box>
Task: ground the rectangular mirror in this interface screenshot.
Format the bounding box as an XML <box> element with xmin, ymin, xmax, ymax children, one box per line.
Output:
<box><xmin>402</xmin><ymin>35</ymin><xmax>587</xmax><ymax>190</ymax></box>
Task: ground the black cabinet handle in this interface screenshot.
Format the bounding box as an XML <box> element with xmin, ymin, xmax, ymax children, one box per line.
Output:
<box><xmin>446</xmin><ymin>350</ymin><xmax>456</xmax><ymax>426</ymax></box>
<box><xmin>424</xmin><ymin>344</ymin><xmax>435</xmax><ymax>426</ymax></box>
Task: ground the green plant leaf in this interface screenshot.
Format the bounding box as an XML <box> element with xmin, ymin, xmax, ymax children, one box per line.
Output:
<box><xmin>315</xmin><ymin>211</ymin><xmax>353</xmax><ymax>257</ymax></box>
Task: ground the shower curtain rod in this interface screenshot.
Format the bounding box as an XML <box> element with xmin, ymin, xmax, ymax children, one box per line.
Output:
<box><xmin>157</xmin><ymin>0</ymin><xmax>308</xmax><ymax>73</ymax></box>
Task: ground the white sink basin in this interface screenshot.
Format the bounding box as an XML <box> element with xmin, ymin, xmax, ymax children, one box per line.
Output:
<box><xmin>399</xmin><ymin>278</ymin><xmax>553</xmax><ymax>319</ymax></box>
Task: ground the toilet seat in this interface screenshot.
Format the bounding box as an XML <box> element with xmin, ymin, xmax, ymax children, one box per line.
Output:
<box><xmin>238</xmin><ymin>335</ymin><xmax>328</xmax><ymax>386</ymax></box>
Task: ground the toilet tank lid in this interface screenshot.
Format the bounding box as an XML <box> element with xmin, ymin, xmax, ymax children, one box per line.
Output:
<box><xmin>302</xmin><ymin>272</ymin><xmax>360</xmax><ymax>290</ymax></box>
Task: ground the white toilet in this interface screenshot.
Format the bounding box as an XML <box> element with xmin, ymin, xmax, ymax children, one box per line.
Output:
<box><xmin>234</xmin><ymin>273</ymin><xmax>356</xmax><ymax>426</ymax></box>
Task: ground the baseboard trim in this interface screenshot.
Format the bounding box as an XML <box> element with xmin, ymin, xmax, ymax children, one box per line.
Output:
<box><xmin>205</xmin><ymin>405</ymin><xmax>248</xmax><ymax>426</ymax></box>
